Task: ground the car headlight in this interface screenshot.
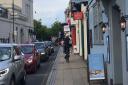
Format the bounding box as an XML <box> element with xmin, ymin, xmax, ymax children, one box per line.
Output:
<box><xmin>0</xmin><ymin>68</ymin><xmax>9</xmax><ymax>77</ymax></box>
<box><xmin>27</xmin><ymin>56</ymin><xmax>33</xmax><ymax>63</ymax></box>
<box><xmin>41</xmin><ymin>52</ymin><xmax>45</xmax><ymax>55</ymax></box>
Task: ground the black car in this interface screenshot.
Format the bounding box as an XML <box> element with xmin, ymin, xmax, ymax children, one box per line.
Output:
<box><xmin>34</xmin><ymin>42</ymin><xmax>49</xmax><ymax>61</ymax></box>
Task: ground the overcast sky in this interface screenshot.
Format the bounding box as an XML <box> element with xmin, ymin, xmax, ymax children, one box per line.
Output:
<box><xmin>33</xmin><ymin>0</ymin><xmax>69</xmax><ymax>27</ymax></box>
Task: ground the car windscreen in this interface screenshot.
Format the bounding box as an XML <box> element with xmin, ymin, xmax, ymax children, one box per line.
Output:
<box><xmin>21</xmin><ymin>46</ymin><xmax>33</xmax><ymax>54</ymax></box>
<box><xmin>0</xmin><ymin>47</ymin><xmax>11</xmax><ymax>61</ymax></box>
<box><xmin>35</xmin><ymin>43</ymin><xmax>45</xmax><ymax>49</ymax></box>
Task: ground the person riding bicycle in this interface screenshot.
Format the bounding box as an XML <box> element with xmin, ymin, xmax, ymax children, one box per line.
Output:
<box><xmin>63</xmin><ymin>35</ymin><xmax>70</xmax><ymax>63</ymax></box>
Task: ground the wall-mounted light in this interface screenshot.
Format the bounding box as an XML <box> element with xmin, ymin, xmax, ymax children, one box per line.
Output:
<box><xmin>120</xmin><ymin>16</ymin><xmax>126</xmax><ymax>32</ymax></box>
<box><xmin>102</xmin><ymin>23</ymin><xmax>107</xmax><ymax>34</ymax></box>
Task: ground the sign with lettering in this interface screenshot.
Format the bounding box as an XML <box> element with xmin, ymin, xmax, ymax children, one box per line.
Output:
<box><xmin>64</xmin><ymin>25</ymin><xmax>70</xmax><ymax>32</ymax></box>
<box><xmin>88</xmin><ymin>54</ymin><xmax>105</xmax><ymax>80</ymax></box>
<box><xmin>73</xmin><ymin>12</ymin><xmax>83</xmax><ymax>20</ymax></box>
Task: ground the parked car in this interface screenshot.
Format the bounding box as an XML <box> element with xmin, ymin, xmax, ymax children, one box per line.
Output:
<box><xmin>19</xmin><ymin>44</ymin><xmax>40</xmax><ymax>73</ymax></box>
<box><xmin>0</xmin><ymin>44</ymin><xmax>26</xmax><ymax>85</ymax></box>
<box><xmin>34</xmin><ymin>42</ymin><xmax>49</xmax><ymax>61</ymax></box>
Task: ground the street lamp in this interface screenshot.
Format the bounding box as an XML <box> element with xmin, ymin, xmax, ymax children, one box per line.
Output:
<box><xmin>12</xmin><ymin>0</ymin><xmax>15</xmax><ymax>43</ymax></box>
<box><xmin>102</xmin><ymin>23</ymin><xmax>107</xmax><ymax>34</ymax></box>
<box><xmin>120</xmin><ymin>16</ymin><xmax>126</xmax><ymax>32</ymax></box>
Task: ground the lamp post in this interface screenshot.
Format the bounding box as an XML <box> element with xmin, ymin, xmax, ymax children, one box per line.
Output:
<box><xmin>12</xmin><ymin>0</ymin><xmax>15</xmax><ymax>43</ymax></box>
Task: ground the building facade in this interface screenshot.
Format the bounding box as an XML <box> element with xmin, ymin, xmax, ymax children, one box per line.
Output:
<box><xmin>64</xmin><ymin>0</ymin><xmax>88</xmax><ymax>60</ymax></box>
<box><xmin>0</xmin><ymin>0</ymin><xmax>34</xmax><ymax>44</ymax></box>
<box><xmin>89</xmin><ymin>0</ymin><xmax>128</xmax><ymax>85</ymax></box>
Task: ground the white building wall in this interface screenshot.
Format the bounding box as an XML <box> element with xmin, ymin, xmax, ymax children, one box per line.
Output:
<box><xmin>0</xmin><ymin>0</ymin><xmax>33</xmax><ymax>43</ymax></box>
<box><xmin>81</xmin><ymin>4</ymin><xmax>88</xmax><ymax>60</ymax></box>
<box><xmin>79</xmin><ymin>20</ymin><xmax>83</xmax><ymax>56</ymax></box>
<box><xmin>0</xmin><ymin>18</ymin><xmax>11</xmax><ymax>38</ymax></box>
<box><xmin>76</xmin><ymin>20</ymin><xmax>80</xmax><ymax>53</ymax></box>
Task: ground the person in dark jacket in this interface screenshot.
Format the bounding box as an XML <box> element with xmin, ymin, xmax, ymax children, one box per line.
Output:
<box><xmin>63</xmin><ymin>35</ymin><xmax>70</xmax><ymax>63</ymax></box>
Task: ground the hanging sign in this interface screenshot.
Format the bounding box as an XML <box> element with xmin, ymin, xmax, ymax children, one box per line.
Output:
<box><xmin>64</xmin><ymin>25</ymin><xmax>70</xmax><ymax>32</ymax></box>
<box><xmin>88</xmin><ymin>54</ymin><xmax>105</xmax><ymax>80</ymax></box>
<box><xmin>73</xmin><ymin>12</ymin><xmax>83</xmax><ymax>20</ymax></box>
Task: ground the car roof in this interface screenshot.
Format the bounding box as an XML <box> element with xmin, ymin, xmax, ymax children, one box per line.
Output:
<box><xmin>0</xmin><ymin>43</ymin><xmax>18</xmax><ymax>47</ymax></box>
<box><xmin>18</xmin><ymin>44</ymin><xmax>34</xmax><ymax>46</ymax></box>
<box><xmin>34</xmin><ymin>42</ymin><xmax>44</xmax><ymax>44</ymax></box>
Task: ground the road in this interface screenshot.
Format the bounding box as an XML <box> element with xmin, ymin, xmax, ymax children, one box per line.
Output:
<box><xmin>25</xmin><ymin>46</ymin><xmax>59</xmax><ymax>85</ymax></box>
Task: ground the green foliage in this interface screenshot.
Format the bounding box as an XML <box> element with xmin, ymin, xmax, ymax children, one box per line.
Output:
<box><xmin>34</xmin><ymin>20</ymin><xmax>63</xmax><ymax>41</ymax></box>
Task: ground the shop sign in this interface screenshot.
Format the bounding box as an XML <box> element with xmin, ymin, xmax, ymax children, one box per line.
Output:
<box><xmin>73</xmin><ymin>12</ymin><xmax>83</xmax><ymax>20</ymax></box>
<box><xmin>88</xmin><ymin>54</ymin><xmax>106</xmax><ymax>80</ymax></box>
<box><xmin>64</xmin><ymin>25</ymin><xmax>70</xmax><ymax>32</ymax></box>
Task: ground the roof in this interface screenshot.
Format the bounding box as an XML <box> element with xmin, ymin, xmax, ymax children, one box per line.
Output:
<box><xmin>34</xmin><ymin>42</ymin><xmax>44</xmax><ymax>44</ymax></box>
<box><xmin>18</xmin><ymin>44</ymin><xmax>34</xmax><ymax>46</ymax></box>
<box><xmin>0</xmin><ymin>43</ymin><xmax>18</xmax><ymax>47</ymax></box>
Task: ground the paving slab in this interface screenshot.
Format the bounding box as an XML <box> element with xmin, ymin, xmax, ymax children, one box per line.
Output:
<box><xmin>46</xmin><ymin>47</ymin><xmax>89</xmax><ymax>85</ymax></box>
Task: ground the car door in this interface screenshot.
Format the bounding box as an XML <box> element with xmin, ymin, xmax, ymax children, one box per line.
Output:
<box><xmin>13</xmin><ymin>46</ymin><xmax>24</xmax><ymax>80</ymax></box>
<box><xmin>33</xmin><ymin>46</ymin><xmax>39</xmax><ymax>65</ymax></box>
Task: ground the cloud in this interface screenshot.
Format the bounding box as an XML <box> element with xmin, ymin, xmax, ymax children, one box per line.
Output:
<box><xmin>33</xmin><ymin>0</ymin><xmax>69</xmax><ymax>27</ymax></box>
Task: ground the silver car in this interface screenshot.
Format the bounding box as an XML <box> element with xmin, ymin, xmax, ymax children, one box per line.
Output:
<box><xmin>0</xmin><ymin>44</ymin><xmax>26</xmax><ymax>85</ymax></box>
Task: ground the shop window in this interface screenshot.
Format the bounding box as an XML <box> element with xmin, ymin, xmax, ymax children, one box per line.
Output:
<box><xmin>93</xmin><ymin>1</ymin><xmax>104</xmax><ymax>45</ymax></box>
<box><xmin>94</xmin><ymin>24</ymin><xmax>104</xmax><ymax>45</ymax></box>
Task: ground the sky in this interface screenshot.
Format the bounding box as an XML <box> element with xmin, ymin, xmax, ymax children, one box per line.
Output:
<box><xmin>33</xmin><ymin>0</ymin><xmax>70</xmax><ymax>27</ymax></box>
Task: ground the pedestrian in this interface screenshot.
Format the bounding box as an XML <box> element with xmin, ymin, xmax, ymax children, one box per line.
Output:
<box><xmin>63</xmin><ymin>35</ymin><xmax>70</xmax><ymax>63</ymax></box>
<box><xmin>61</xmin><ymin>39</ymin><xmax>64</xmax><ymax>46</ymax></box>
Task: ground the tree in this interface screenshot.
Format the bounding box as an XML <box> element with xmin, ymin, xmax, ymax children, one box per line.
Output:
<box><xmin>34</xmin><ymin>20</ymin><xmax>63</xmax><ymax>41</ymax></box>
<box><xmin>51</xmin><ymin>21</ymin><xmax>63</xmax><ymax>37</ymax></box>
<box><xmin>34</xmin><ymin>20</ymin><xmax>48</xmax><ymax>41</ymax></box>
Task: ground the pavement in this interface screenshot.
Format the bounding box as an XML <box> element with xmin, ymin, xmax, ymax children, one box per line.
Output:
<box><xmin>46</xmin><ymin>47</ymin><xmax>89</xmax><ymax>85</ymax></box>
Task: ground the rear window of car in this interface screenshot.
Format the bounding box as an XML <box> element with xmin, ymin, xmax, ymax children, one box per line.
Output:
<box><xmin>35</xmin><ymin>43</ymin><xmax>45</xmax><ymax>49</ymax></box>
<box><xmin>20</xmin><ymin>46</ymin><xmax>33</xmax><ymax>54</ymax></box>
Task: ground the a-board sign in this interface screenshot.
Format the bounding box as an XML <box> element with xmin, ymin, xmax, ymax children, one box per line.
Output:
<box><xmin>88</xmin><ymin>54</ymin><xmax>105</xmax><ymax>80</ymax></box>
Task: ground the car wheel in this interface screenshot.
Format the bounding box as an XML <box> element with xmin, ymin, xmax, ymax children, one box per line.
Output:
<box><xmin>10</xmin><ymin>77</ymin><xmax>15</xmax><ymax>85</ymax></box>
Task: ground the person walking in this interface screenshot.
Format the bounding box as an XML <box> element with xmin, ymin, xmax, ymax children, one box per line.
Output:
<box><xmin>63</xmin><ymin>35</ymin><xmax>70</xmax><ymax>63</ymax></box>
